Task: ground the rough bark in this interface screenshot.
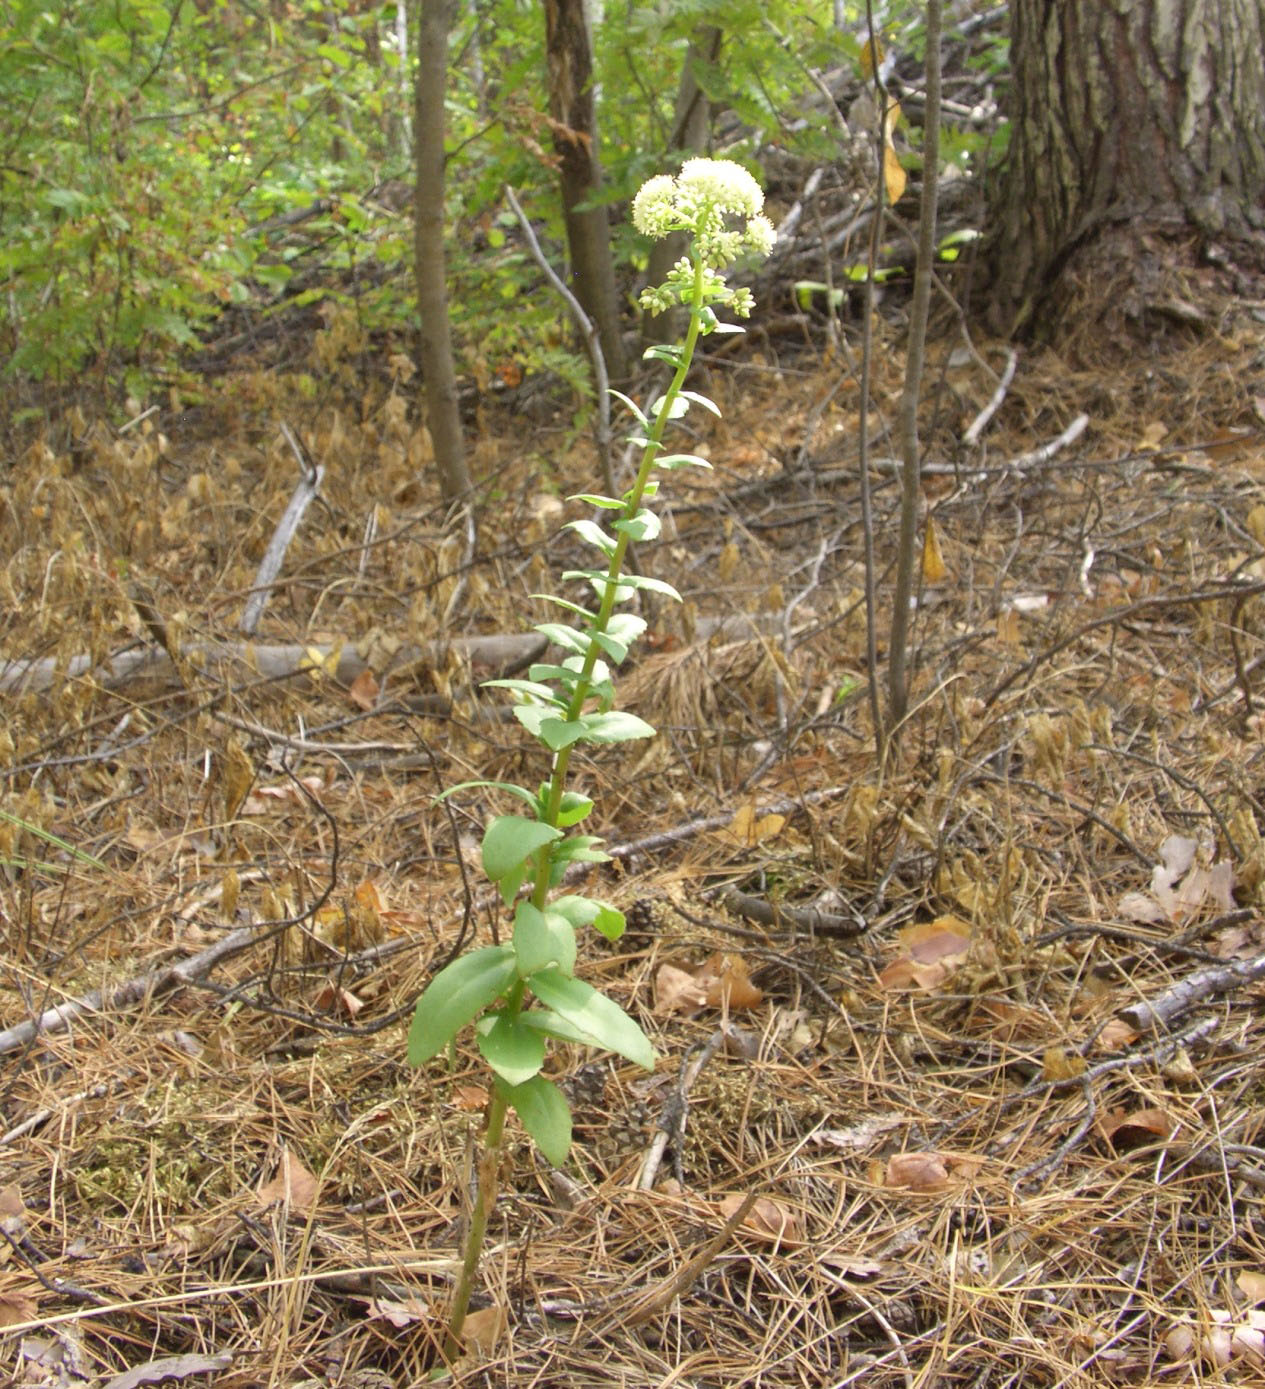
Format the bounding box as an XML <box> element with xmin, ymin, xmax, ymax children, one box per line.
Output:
<box><xmin>544</xmin><ymin>0</ymin><xmax>628</xmax><ymax>382</ymax></box>
<box><xmin>414</xmin><ymin>0</ymin><xmax>471</xmax><ymax>505</ymax></box>
<box><xmin>989</xmin><ymin>0</ymin><xmax>1265</xmax><ymax>338</ymax></box>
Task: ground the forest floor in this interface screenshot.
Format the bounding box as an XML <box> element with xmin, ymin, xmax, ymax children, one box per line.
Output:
<box><xmin>5</xmin><ymin>267</ymin><xmax>1265</xmax><ymax>1389</ymax></box>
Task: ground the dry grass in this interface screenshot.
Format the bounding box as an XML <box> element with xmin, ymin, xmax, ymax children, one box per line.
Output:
<box><xmin>4</xmin><ymin>305</ymin><xmax>1265</xmax><ymax>1388</ymax></box>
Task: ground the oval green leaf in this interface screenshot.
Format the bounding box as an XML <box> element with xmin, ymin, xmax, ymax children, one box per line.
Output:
<box><xmin>482</xmin><ymin>815</ymin><xmax>561</xmax><ymax>884</ymax></box>
<box><xmin>528</xmin><ymin>968</ymin><xmax>655</xmax><ymax>1070</ymax></box>
<box><xmin>407</xmin><ymin>945</ymin><xmax>517</xmax><ymax>1065</ymax></box>
<box><xmin>476</xmin><ymin>1012</ymin><xmax>546</xmax><ymax>1087</ymax></box>
<box><xmin>499</xmin><ymin>1075</ymin><xmax>572</xmax><ymax>1166</ymax></box>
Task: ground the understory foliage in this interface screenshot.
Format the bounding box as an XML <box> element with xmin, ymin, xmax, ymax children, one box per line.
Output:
<box><xmin>0</xmin><ymin>0</ymin><xmax>958</xmax><ymax>405</ymax></box>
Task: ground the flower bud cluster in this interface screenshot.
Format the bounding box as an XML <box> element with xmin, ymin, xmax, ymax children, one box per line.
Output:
<box><xmin>632</xmin><ymin>159</ymin><xmax>775</xmax><ymax>320</ymax></box>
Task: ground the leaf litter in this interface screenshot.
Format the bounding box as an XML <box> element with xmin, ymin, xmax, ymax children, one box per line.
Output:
<box><xmin>5</xmin><ymin>262</ymin><xmax>1265</xmax><ymax>1389</ymax></box>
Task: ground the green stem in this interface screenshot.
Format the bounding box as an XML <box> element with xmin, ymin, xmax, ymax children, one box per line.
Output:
<box><xmin>437</xmin><ymin>261</ymin><xmax>706</xmax><ymax>1362</ymax></box>
<box><xmin>529</xmin><ymin>255</ymin><xmax>708</xmax><ymax>907</ymax></box>
<box><xmin>440</xmin><ymin>1083</ymin><xmax>510</xmax><ymax>1366</ymax></box>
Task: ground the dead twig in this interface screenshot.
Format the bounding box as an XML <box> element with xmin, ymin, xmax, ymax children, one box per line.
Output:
<box><xmin>241</xmin><ymin>423</ymin><xmax>325</xmax><ymax>636</ymax></box>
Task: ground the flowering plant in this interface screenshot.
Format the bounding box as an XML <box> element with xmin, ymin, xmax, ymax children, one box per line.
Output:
<box><xmin>408</xmin><ymin>157</ymin><xmax>773</xmax><ymax>1364</ymax></box>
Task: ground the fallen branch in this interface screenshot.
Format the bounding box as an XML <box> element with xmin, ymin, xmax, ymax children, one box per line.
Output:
<box><xmin>0</xmin><ymin>631</ymin><xmax>545</xmax><ymax>697</ymax></box>
<box><xmin>241</xmin><ymin>424</ymin><xmax>324</xmax><ymax>636</ymax></box>
<box><xmin>713</xmin><ymin>884</ymin><xmax>868</xmax><ymax>938</ymax></box>
<box><xmin>1118</xmin><ymin>950</ymin><xmax>1265</xmax><ymax>1034</ymax></box>
<box><xmin>0</xmin><ymin>924</ymin><xmax>260</xmax><ymax>1055</ymax></box>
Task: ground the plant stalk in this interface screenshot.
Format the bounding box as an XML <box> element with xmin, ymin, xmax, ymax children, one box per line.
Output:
<box><xmin>440</xmin><ymin>1082</ymin><xmax>510</xmax><ymax>1364</ymax></box>
<box><xmin>529</xmin><ymin>255</ymin><xmax>707</xmax><ymax>903</ymax></box>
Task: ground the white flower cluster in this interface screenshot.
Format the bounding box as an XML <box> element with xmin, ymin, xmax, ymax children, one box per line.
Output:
<box><xmin>632</xmin><ymin>158</ymin><xmax>776</xmax><ymax>268</ymax></box>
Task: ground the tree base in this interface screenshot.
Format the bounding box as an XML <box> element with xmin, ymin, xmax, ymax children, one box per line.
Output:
<box><xmin>996</xmin><ymin>219</ymin><xmax>1265</xmax><ymax>365</ymax></box>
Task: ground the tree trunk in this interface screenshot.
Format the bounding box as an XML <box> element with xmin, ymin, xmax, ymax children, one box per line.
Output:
<box><xmin>414</xmin><ymin>0</ymin><xmax>471</xmax><ymax>506</ymax></box>
<box><xmin>544</xmin><ymin>0</ymin><xmax>628</xmax><ymax>382</ymax></box>
<box><xmin>988</xmin><ymin>0</ymin><xmax>1265</xmax><ymax>340</ymax></box>
<box><xmin>642</xmin><ymin>26</ymin><xmax>722</xmax><ymax>347</ymax></box>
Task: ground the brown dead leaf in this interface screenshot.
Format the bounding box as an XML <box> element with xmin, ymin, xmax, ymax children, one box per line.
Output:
<box><xmin>462</xmin><ymin>1303</ymin><xmax>507</xmax><ymax>1355</ymax></box>
<box><xmin>879</xmin><ymin>915</ymin><xmax>972</xmax><ymax>991</ymax></box>
<box><xmin>1094</xmin><ymin>1017</ymin><xmax>1141</xmax><ymax>1052</ymax></box>
<box><xmin>311</xmin><ymin>982</ymin><xmax>363</xmax><ymax>1017</ymax></box>
<box><xmin>654</xmin><ymin>962</ymin><xmax>709</xmax><ymax>1015</ymax></box>
<box><xmin>995</xmin><ymin>607</ymin><xmax>1021</xmax><ymax>647</ymax></box>
<box><xmin>698</xmin><ymin>952</ymin><xmax>764</xmax><ymax>1011</ymax></box>
<box><xmin>885</xmin><ymin>1151</ymin><xmax>951</xmax><ymax>1192</ymax></box>
<box><xmin>1238</xmin><ymin>1270</ymin><xmax>1265</xmax><ymax>1304</ymax></box>
<box><xmin>450</xmin><ymin>1085</ymin><xmax>489</xmax><ymax>1112</ymax></box>
<box><xmin>1042</xmin><ymin>1046</ymin><xmax>1087</xmax><ymax>1082</ymax></box>
<box><xmin>1097</xmin><ymin>1107</ymin><xmax>1173</xmax><ymax>1153</ymax></box>
<box><xmin>0</xmin><ymin>1287</ymin><xmax>37</xmax><ymax>1327</ymax></box>
<box><xmin>257</xmin><ymin>1148</ymin><xmax>320</xmax><ymax>1213</ymax></box>
<box><xmin>347</xmin><ymin>668</ymin><xmax>379</xmax><ymax>711</ymax></box>
<box><xmin>1167</xmin><ymin>1308</ymin><xmax>1265</xmax><ymax>1367</ymax></box>
<box><xmin>365</xmin><ymin>1295</ymin><xmax>430</xmax><ymax>1328</ymax></box>
<box><xmin>100</xmin><ymin>1353</ymin><xmax>233</xmax><ymax>1389</ymax></box>
<box><xmin>717</xmin><ymin>1193</ymin><xmax>802</xmax><ymax>1246</ymax></box>
<box><xmin>241</xmin><ymin>776</ymin><xmax>327</xmax><ymax>816</ymax></box>
<box><xmin>0</xmin><ymin>1184</ymin><xmax>25</xmax><ymax>1235</ymax></box>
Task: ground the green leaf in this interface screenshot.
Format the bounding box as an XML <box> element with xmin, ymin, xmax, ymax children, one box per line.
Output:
<box><xmin>475</xmin><ymin>1011</ymin><xmax>546</xmax><ymax>1086</ymax></box>
<box><xmin>407</xmin><ymin>946</ymin><xmax>518</xmax><ymax>1065</ymax></box>
<box><xmin>608</xmin><ymin>389</ymin><xmax>648</xmax><ymax>427</ymax></box>
<box><xmin>679</xmin><ymin>390</ymin><xmax>721</xmax><ymax>416</ymax></box>
<box><xmin>590</xmin><ymin>630</ymin><xmax>631</xmax><ymax>664</ymax></box>
<box><xmin>607</xmin><ymin>613</ymin><xmax>648</xmax><ymax>645</ymax></box>
<box><xmin>643</xmin><ymin>343</ymin><xmax>685</xmax><ymax>367</ymax></box>
<box><xmin>434</xmin><ymin>780</ymin><xmax>537</xmax><ymax>811</ymax></box>
<box><xmin>512</xmin><ymin>703</ymin><xmax>553</xmax><ymax>738</ymax></box>
<box><xmin>547</xmin><ymin>833</ymin><xmax>610</xmax><ymax>866</ymax></box>
<box><xmin>528</xmin><ymin>968</ymin><xmax>655</xmax><ymax>1070</ymax></box>
<box><xmin>580</xmin><ymin>710</ymin><xmax>656</xmax><ymax>743</ymax></box>
<box><xmin>550</xmin><ymin>894</ymin><xmax>626</xmax><ymax>941</ymax></box>
<box><xmin>566</xmin><ymin>518</ymin><xmax>617</xmax><ymax>557</ymax></box>
<box><xmin>518</xmin><ymin>1008</ymin><xmax>604</xmax><ymax>1048</ymax></box>
<box><xmin>649</xmin><ymin>393</ymin><xmax>689</xmax><ymax>420</ymax></box>
<box><xmin>655</xmin><ymin>453</ymin><xmax>713</xmax><ymax>471</ymax></box>
<box><xmin>499</xmin><ymin>1075</ymin><xmax>572</xmax><ymax>1166</ymax></box>
<box><xmin>570</xmin><ymin>492</ymin><xmax>624</xmax><ymax>509</ymax></box>
<box><xmin>482</xmin><ymin>678</ymin><xmax>565</xmax><ymax>705</ymax></box>
<box><xmin>535</xmin><ymin>622</ymin><xmax>592</xmax><ymax>656</ymax></box>
<box><xmin>617</xmin><ymin>573</ymin><xmax>682</xmax><ymax>601</ymax></box>
<box><xmin>555</xmin><ymin>790</ymin><xmax>594</xmax><ymax>827</ymax></box>
<box><xmin>482</xmin><ymin>816</ymin><xmax>561</xmax><ymax>884</ymax></box>
<box><xmin>538</xmin><ymin>717</ymin><xmax>589</xmax><ymax>752</ymax></box>
<box><xmin>560</xmin><ymin>569</ymin><xmax>637</xmax><ymax>603</ymax></box>
<box><xmin>532</xmin><ymin>593</ymin><xmax>596</xmax><ymax>620</ymax></box>
<box><xmin>513</xmin><ymin>900</ymin><xmax>577</xmax><ymax>977</ymax></box>
<box><xmin>615</xmin><ymin>510</ymin><xmax>661</xmax><ymax>542</ymax></box>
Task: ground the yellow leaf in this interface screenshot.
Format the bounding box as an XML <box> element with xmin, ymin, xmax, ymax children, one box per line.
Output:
<box><xmin>222</xmin><ymin>738</ymin><xmax>254</xmax><ymax>822</ymax></box>
<box><xmin>883</xmin><ymin>98</ymin><xmax>902</xmax><ymax>142</ymax></box>
<box><xmin>726</xmin><ymin>803</ymin><xmax>786</xmax><ymax>846</ymax></box>
<box><xmin>858</xmin><ymin>35</ymin><xmax>883</xmax><ymax>80</ymax></box>
<box><xmin>922</xmin><ymin>515</ymin><xmax>948</xmax><ymax>583</ymax></box>
<box><xmin>300</xmin><ymin>640</ymin><xmax>342</xmax><ymax>678</ymax></box>
<box><xmin>1042</xmin><ymin>1046</ymin><xmax>1086</xmax><ymax>1082</ymax></box>
<box><xmin>883</xmin><ymin>144</ymin><xmax>906</xmax><ymax>204</ymax></box>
